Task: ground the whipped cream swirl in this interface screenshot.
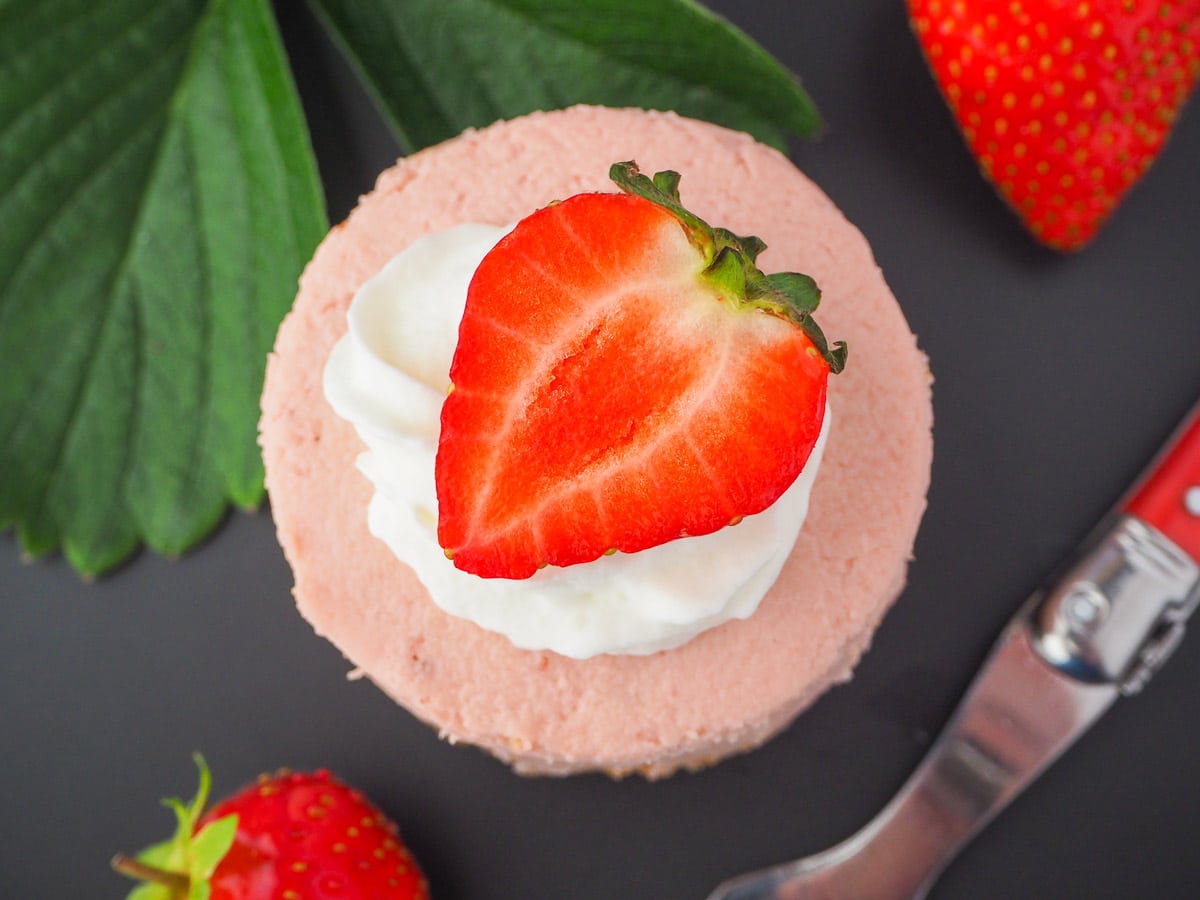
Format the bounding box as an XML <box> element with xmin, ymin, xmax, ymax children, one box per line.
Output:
<box><xmin>324</xmin><ymin>223</ymin><xmax>829</xmax><ymax>658</ymax></box>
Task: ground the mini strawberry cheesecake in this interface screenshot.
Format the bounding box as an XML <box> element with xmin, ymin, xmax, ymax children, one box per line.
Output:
<box><xmin>261</xmin><ymin>106</ymin><xmax>933</xmax><ymax>777</ymax></box>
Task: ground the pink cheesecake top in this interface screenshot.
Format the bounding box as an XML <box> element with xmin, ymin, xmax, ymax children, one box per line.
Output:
<box><xmin>261</xmin><ymin>106</ymin><xmax>933</xmax><ymax>776</ymax></box>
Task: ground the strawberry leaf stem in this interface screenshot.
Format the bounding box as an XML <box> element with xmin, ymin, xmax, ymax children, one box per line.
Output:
<box><xmin>111</xmin><ymin>854</ymin><xmax>190</xmax><ymax>892</ymax></box>
<box><xmin>609</xmin><ymin>161</ymin><xmax>846</xmax><ymax>373</ymax></box>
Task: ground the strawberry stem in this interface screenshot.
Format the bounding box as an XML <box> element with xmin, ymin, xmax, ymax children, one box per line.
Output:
<box><xmin>111</xmin><ymin>853</ymin><xmax>190</xmax><ymax>893</ymax></box>
<box><xmin>609</xmin><ymin>161</ymin><xmax>846</xmax><ymax>373</ymax></box>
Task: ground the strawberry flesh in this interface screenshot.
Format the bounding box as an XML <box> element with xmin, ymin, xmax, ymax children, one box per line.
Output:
<box><xmin>436</xmin><ymin>170</ymin><xmax>835</xmax><ymax>579</ymax></box>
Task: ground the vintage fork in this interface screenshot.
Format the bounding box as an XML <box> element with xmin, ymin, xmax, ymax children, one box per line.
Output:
<box><xmin>708</xmin><ymin>403</ymin><xmax>1200</xmax><ymax>900</ymax></box>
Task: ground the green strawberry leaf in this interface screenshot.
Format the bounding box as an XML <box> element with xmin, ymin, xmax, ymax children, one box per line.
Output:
<box><xmin>767</xmin><ymin>272</ymin><xmax>821</xmax><ymax>314</ymax></box>
<box><xmin>188</xmin><ymin>815</ymin><xmax>238</xmax><ymax>882</ymax></box>
<box><xmin>136</xmin><ymin>833</ymin><xmax>183</xmax><ymax>873</ymax></box>
<box><xmin>307</xmin><ymin>0</ymin><xmax>822</xmax><ymax>152</ymax></box>
<box><xmin>0</xmin><ymin>0</ymin><xmax>326</xmax><ymax>576</ymax></box>
<box><xmin>116</xmin><ymin>755</ymin><xmax>234</xmax><ymax>899</ymax></box>
<box><xmin>184</xmin><ymin>752</ymin><xmax>214</xmax><ymax>825</ymax></box>
<box><xmin>134</xmin><ymin>753</ymin><xmax>213</xmax><ymax>875</ymax></box>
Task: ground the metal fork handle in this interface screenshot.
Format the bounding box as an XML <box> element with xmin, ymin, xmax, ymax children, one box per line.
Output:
<box><xmin>819</xmin><ymin>615</ymin><xmax>1115</xmax><ymax>899</ymax></box>
<box><xmin>712</xmin><ymin>616</ymin><xmax>1115</xmax><ymax>900</ymax></box>
<box><xmin>711</xmin><ymin>515</ymin><xmax>1199</xmax><ymax>900</ymax></box>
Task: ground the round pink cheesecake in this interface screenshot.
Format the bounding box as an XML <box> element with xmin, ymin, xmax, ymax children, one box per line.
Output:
<box><xmin>261</xmin><ymin>106</ymin><xmax>933</xmax><ymax>777</ymax></box>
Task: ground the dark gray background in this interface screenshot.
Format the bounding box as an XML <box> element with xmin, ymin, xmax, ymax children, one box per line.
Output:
<box><xmin>4</xmin><ymin>1</ymin><xmax>1199</xmax><ymax>897</ymax></box>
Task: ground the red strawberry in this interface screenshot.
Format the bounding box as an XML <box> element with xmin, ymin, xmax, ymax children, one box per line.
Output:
<box><xmin>113</xmin><ymin>756</ymin><xmax>429</xmax><ymax>900</ymax></box>
<box><xmin>435</xmin><ymin>162</ymin><xmax>845</xmax><ymax>579</ymax></box>
<box><xmin>908</xmin><ymin>0</ymin><xmax>1200</xmax><ymax>250</ymax></box>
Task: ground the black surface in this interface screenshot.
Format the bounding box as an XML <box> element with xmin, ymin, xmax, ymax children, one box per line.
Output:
<box><xmin>5</xmin><ymin>2</ymin><xmax>1200</xmax><ymax>898</ymax></box>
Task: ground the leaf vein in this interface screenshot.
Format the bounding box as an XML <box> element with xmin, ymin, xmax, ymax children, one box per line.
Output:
<box><xmin>0</xmin><ymin>28</ymin><xmax>194</xmax><ymax>308</ymax></box>
<box><xmin>0</xmin><ymin>0</ymin><xmax>175</xmax><ymax>130</ymax></box>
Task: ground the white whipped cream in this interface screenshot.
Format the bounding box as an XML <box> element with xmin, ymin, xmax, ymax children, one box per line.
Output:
<box><xmin>323</xmin><ymin>223</ymin><xmax>829</xmax><ymax>658</ymax></box>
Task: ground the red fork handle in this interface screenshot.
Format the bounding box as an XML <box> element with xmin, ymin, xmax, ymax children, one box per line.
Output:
<box><xmin>1123</xmin><ymin>402</ymin><xmax>1200</xmax><ymax>564</ymax></box>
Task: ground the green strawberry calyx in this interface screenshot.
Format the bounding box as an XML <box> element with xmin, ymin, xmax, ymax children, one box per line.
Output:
<box><xmin>609</xmin><ymin>161</ymin><xmax>846</xmax><ymax>373</ymax></box>
<box><xmin>111</xmin><ymin>754</ymin><xmax>238</xmax><ymax>900</ymax></box>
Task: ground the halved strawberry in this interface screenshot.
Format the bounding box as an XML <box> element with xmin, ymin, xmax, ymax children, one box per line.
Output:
<box><xmin>435</xmin><ymin>162</ymin><xmax>845</xmax><ymax>579</ymax></box>
<box><xmin>908</xmin><ymin>0</ymin><xmax>1200</xmax><ymax>250</ymax></box>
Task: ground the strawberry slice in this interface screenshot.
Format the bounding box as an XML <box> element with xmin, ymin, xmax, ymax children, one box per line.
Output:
<box><xmin>435</xmin><ymin>162</ymin><xmax>845</xmax><ymax>579</ymax></box>
<box><xmin>908</xmin><ymin>0</ymin><xmax>1200</xmax><ymax>250</ymax></box>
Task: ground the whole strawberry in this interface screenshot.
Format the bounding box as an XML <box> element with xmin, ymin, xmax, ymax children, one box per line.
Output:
<box><xmin>908</xmin><ymin>0</ymin><xmax>1200</xmax><ymax>250</ymax></box>
<box><xmin>113</xmin><ymin>756</ymin><xmax>429</xmax><ymax>900</ymax></box>
<box><xmin>435</xmin><ymin>161</ymin><xmax>845</xmax><ymax>579</ymax></box>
